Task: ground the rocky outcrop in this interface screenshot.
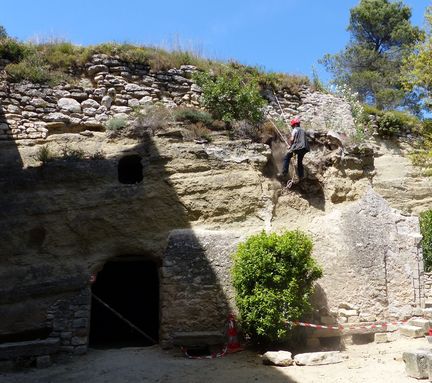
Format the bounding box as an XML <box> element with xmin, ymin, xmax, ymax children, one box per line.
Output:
<box><xmin>308</xmin><ymin>189</ymin><xmax>422</xmax><ymax>322</ymax></box>
<box><xmin>0</xmin><ymin>54</ymin><xmax>427</xmax><ymax>358</ymax></box>
<box><xmin>372</xmin><ymin>139</ymin><xmax>432</xmax><ymax>214</ymax></box>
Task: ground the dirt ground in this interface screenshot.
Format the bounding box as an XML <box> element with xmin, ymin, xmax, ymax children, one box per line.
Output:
<box><xmin>0</xmin><ymin>336</ymin><xmax>429</xmax><ymax>383</ymax></box>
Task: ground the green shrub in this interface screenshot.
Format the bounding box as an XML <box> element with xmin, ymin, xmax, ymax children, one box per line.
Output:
<box><xmin>5</xmin><ymin>52</ymin><xmax>67</xmax><ymax>85</ymax></box>
<box><xmin>377</xmin><ymin>111</ymin><xmax>404</xmax><ymax>136</ymax></box>
<box><xmin>105</xmin><ymin>116</ymin><xmax>128</xmax><ymax>131</ymax></box>
<box><xmin>0</xmin><ymin>38</ymin><xmax>29</xmax><ymax>62</ymax></box>
<box><xmin>40</xmin><ymin>41</ymin><xmax>80</xmax><ymax>70</ymax></box>
<box><xmin>376</xmin><ymin>110</ymin><xmax>421</xmax><ymax>137</ymax></box>
<box><xmin>421</xmin><ymin>210</ymin><xmax>432</xmax><ymax>271</ymax></box>
<box><xmin>421</xmin><ymin>119</ymin><xmax>432</xmax><ymax>137</ymax></box>
<box><xmin>174</xmin><ymin>107</ymin><xmax>213</xmax><ymax>125</ymax></box>
<box><xmin>232</xmin><ymin>230</ymin><xmax>322</xmax><ymax>344</ymax></box>
<box><xmin>194</xmin><ymin>69</ymin><xmax>267</xmax><ymax>124</ymax></box>
<box><xmin>361</xmin><ymin>104</ymin><xmax>382</xmax><ymax>118</ymax></box>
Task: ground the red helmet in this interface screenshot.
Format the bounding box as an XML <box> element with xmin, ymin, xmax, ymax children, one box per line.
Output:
<box><xmin>290</xmin><ymin>117</ymin><xmax>300</xmax><ymax>127</ymax></box>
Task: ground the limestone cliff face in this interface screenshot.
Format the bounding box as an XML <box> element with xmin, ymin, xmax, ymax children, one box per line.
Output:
<box><xmin>0</xmin><ymin>55</ymin><xmax>429</xmax><ymax>352</ymax></box>
<box><xmin>372</xmin><ymin>139</ymin><xmax>432</xmax><ymax>214</ymax></box>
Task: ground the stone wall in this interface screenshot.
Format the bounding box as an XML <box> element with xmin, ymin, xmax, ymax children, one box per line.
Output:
<box><xmin>0</xmin><ymin>53</ymin><xmax>356</xmax><ymax>141</ymax></box>
<box><xmin>46</xmin><ymin>288</ymin><xmax>91</xmax><ymax>355</ymax></box>
<box><xmin>160</xmin><ymin>229</ymin><xmax>240</xmax><ymax>347</ymax></box>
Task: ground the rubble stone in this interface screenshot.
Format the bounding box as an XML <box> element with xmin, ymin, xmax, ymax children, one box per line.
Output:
<box><xmin>399</xmin><ymin>325</ymin><xmax>424</xmax><ymax>338</ymax></box>
<box><xmin>403</xmin><ymin>349</ymin><xmax>431</xmax><ymax>379</ymax></box>
<box><xmin>294</xmin><ymin>351</ymin><xmax>343</xmax><ymax>366</ymax></box>
<box><xmin>262</xmin><ymin>351</ymin><xmax>293</xmax><ymax>366</ymax></box>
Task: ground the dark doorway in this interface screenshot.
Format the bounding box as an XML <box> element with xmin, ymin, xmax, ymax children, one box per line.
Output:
<box><xmin>89</xmin><ymin>258</ymin><xmax>159</xmax><ymax>348</ymax></box>
<box><xmin>118</xmin><ymin>155</ymin><xmax>143</xmax><ymax>184</ymax></box>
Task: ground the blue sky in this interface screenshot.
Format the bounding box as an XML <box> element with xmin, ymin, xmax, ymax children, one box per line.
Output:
<box><xmin>1</xmin><ymin>0</ymin><xmax>430</xmax><ymax>82</ymax></box>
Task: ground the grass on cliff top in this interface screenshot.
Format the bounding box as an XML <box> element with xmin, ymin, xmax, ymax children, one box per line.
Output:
<box><xmin>1</xmin><ymin>38</ymin><xmax>310</xmax><ymax>92</ymax></box>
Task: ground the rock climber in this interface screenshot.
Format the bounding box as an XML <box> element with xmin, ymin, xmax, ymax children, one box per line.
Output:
<box><xmin>278</xmin><ymin>117</ymin><xmax>310</xmax><ymax>181</ymax></box>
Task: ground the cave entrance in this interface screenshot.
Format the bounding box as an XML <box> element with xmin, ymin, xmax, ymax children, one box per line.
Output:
<box><xmin>89</xmin><ymin>258</ymin><xmax>159</xmax><ymax>348</ymax></box>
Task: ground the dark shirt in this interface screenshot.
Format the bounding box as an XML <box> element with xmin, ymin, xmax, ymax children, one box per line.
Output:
<box><xmin>290</xmin><ymin>126</ymin><xmax>309</xmax><ymax>152</ymax></box>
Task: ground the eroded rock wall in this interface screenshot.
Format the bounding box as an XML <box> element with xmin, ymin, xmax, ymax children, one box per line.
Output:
<box><xmin>309</xmin><ymin>189</ymin><xmax>422</xmax><ymax>322</ymax></box>
<box><xmin>0</xmin><ymin>55</ymin><xmax>426</xmax><ymax>356</ymax></box>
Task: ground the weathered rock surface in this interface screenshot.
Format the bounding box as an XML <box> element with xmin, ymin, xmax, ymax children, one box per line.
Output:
<box><xmin>0</xmin><ymin>53</ymin><xmax>426</xmax><ymax>356</ymax></box>
<box><xmin>372</xmin><ymin>140</ymin><xmax>432</xmax><ymax>214</ymax></box>
<box><xmin>374</xmin><ymin>333</ymin><xmax>389</xmax><ymax>343</ymax></box>
<box><xmin>304</xmin><ymin>189</ymin><xmax>421</xmax><ymax>323</ymax></box>
<box><xmin>399</xmin><ymin>325</ymin><xmax>425</xmax><ymax>338</ymax></box>
<box><xmin>294</xmin><ymin>351</ymin><xmax>343</xmax><ymax>366</ymax></box>
<box><xmin>403</xmin><ymin>349</ymin><xmax>431</xmax><ymax>379</ymax></box>
<box><xmin>262</xmin><ymin>351</ymin><xmax>293</xmax><ymax>366</ymax></box>
<box><xmin>407</xmin><ymin>317</ymin><xmax>431</xmax><ymax>334</ymax></box>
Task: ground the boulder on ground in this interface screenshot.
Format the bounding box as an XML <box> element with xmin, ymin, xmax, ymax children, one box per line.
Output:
<box><xmin>399</xmin><ymin>325</ymin><xmax>424</xmax><ymax>338</ymax></box>
<box><xmin>294</xmin><ymin>351</ymin><xmax>343</xmax><ymax>366</ymax></box>
<box><xmin>262</xmin><ymin>351</ymin><xmax>293</xmax><ymax>366</ymax></box>
<box><xmin>403</xmin><ymin>349</ymin><xmax>431</xmax><ymax>379</ymax></box>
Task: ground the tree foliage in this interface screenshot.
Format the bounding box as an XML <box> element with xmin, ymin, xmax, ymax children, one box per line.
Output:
<box><xmin>0</xmin><ymin>25</ymin><xmax>7</xmax><ymax>39</ymax></box>
<box><xmin>403</xmin><ymin>7</ymin><xmax>432</xmax><ymax>111</ymax></box>
<box><xmin>321</xmin><ymin>0</ymin><xmax>423</xmax><ymax>110</ymax></box>
<box><xmin>232</xmin><ymin>231</ymin><xmax>322</xmax><ymax>344</ymax></box>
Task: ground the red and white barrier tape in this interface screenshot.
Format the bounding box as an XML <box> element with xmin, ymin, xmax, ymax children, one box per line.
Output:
<box><xmin>290</xmin><ymin>320</ymin><xmax>408</xmax><ymax>331</ymax></box>
<box><xmin>181</xmin><ymin>345</ymin><xmax>228</xmax><ymax>359</ymax></box>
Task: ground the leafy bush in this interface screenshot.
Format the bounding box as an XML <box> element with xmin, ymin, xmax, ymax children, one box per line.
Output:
<box><xmin>232</xmin><ymin>230</ymin><xmax>322</xmax><ymax>344</ymax></box>
<box><xmin>408</xmin><ymin>119</ymin><xmax>432</xmax><ymax>175</ymax></box>
<box><xmin>174</xmin><ymin>107</ymin><xmax>214</xmax><ymax>125</ymax></box>
<box><xmin>421</xmin><ymin>210</ymin><xmax>432</xmax><ymax>271</ymax></box>
<box><xmin>377</xmin><ymin>111</ymin><xmax>404</xmax><ymax>137</ymax></box>
<box><xmin>420</xmin><ymin>119</ymin><xmax>432</xmax><ymax>137</ymax></box>
<box><xmin>194</xmin><ymin>69</ymin><xmax>266</xmax><ymax>124</ymax></box>
<box><xmin>5</xmin><ymin>51</ymin><xmax>67</xmax><ymax>85</ymax></box>
<box><xmin>377</xmin><ymin>110</ymin><xmax>421</xmax><ymax>137</ymax></box>
<box><xmin>40</xmin><ymin>41</ymin><xmax>80</xmax><ymax>70</ymax></box>
<box><xmin>361</xmin><ymin>104</ymin><xmax>382</xmax><ymax>118</ymax></box>
<box><xmin>0</xmin><ymin>38</ymin><xmax>29</xmax><ymax>62</ymax></box>
<box><xmin>105</xmin><ymin>116</ymin><xmax>128</xmax><ymax>131</ymax></box>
